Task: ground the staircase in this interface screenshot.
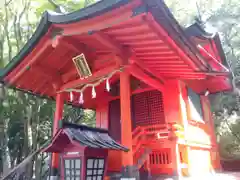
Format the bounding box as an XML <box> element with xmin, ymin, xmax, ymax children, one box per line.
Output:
<box><xmin>132</xmin><ymin>124</ymin><xmax>179</xmax><ymax>176</ymax></box>
<box><xmin>136</xmin><ymin>148</ymin><xmax>152</xmax><ymax>169</ymax></box>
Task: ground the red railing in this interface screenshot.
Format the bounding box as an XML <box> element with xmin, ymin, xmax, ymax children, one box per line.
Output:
<box><xmin>149</xmin><ymin>150</ymin><xmax>173</xmax><ymax>175</ymax></box>
<box><xmin>132</xmin><ymin>123</ymin><xmax>175</xmax><ymax>153</ymax></box>
<box><xmin>132</xmin><ymin>123</ymin><xmax>184</xmax><ymax>174</ymax></box>
<box><xmin>132</xmin><ymin>124</ymin><xmax>169</xmax><ymax>171</ymax></box>
<box><xmin>149</xmin><ymin>150</ymin><xmax>171</xmax><ymax>166</ymax></box>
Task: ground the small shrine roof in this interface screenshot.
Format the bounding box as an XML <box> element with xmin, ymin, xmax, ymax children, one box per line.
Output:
<box><xmin>43</xmin><ymin>122</ymin><xmax>129</xmax><ymax>153</ymax></box>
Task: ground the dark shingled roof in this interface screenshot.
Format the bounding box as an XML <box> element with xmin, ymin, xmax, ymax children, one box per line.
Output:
<box><xmin>0</xmin><ymin>0</ymin><xmax>212</xmax><ymax>81</ymax></box>
<box><xmin>185</xmin><ymin>22</ymin><xmax>230</xmax><ymax>69</ymax></box>
<box><xmin>43</xmin><ymin>122</ymin><xmax>129</xmax><ymax>153</ymax></box>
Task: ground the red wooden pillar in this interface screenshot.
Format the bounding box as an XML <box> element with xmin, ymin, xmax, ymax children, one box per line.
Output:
<box><xmin>163</xmin><ymin>80</ymin><xmax>183</xmax><ymax>176</ymax></box>
<box><xmin>96</xmin><ymin>103</ymin><xmax>109</xmax><ymax>129</ymax></box>
<box><xmin>120</xmin><ymin>70</ymin><xmax>133</xmax><ymax>167</ymax></box>
<box><xmin>163</xmin><ymin>80</ymin><xmax>182</xmax><ymax>124</ymax></box>
<box><xmin>202</xmin><ymin>96</ymin><xmax>222</xmax><ymax>170</ymax></box>
<box><xmin>50</xmin><ymin>93</ymin><xmax>64</xmax><ymax>180</ymax></box>
<box><xmin>179</xmin><ymin>82</ymin><xmax>190</xmax><ymax>176</ymax></box>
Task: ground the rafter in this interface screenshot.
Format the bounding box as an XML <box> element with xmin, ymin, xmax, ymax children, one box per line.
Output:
<box><xmin>197</xmin><ymin>45</ymin><xmax>229</xmax><ymax>72</ymax></box>
<box><xmin>33</xmin><ymin>65</ymin><xmax>63</xmax><ymax>90</ymax></box>
<box><xmin>130</xmin><ymin>54</ymin><xmax>165</xmax><ymax>83</ymax></box>
<box><xmin>92</xmin><ymin>53</ymin><xmax>119</xmax><ymax>69</ymax></box>
<box><xmin>62</xmin><ymin>37</ymin><xmax>93</xmax><ymax>54</ymax></box>
<box><xmin>91</xmin><ymin>32</ymin><xmax>130</xmax><ymax>65</ymax></box>
<box><xmin>33</xmin><ymin>80</ymin><xmax>48</xmax><ymax>93</ymax></box>
<box><xmin>9</xmin><ymin>40</ymin><xmax>51</xmax><ymax>84</ymax></box>
<box><xmin>58</xmin><ymin>33</ymin><xmax>131</xmax><ymax>82</ymax></box>
<box><xmin>129</xmin><ymin>64</ymin><xmax>164</xmax><ymax>92</ymax></box>
<box><xmin>142</xmin><ymin>15</ymin><xmax>207</xmax><ymax>71</ymax></box>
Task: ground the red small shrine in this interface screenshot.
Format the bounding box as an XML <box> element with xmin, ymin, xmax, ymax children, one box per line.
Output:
<box><xmin>0</xmin><ymin>0</ymin><xmax>232</xmax><ymax>179</ymax></box>
<box><xmin>43</xmin><ymin>122</ymin><xmax>129</xmax><ymax>180</ymax></box>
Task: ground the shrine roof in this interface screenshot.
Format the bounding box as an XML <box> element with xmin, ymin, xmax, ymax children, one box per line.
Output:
<box><xmin>185</xmin><ymin>22</ymin><xmax>230</xmax><ymax>69</ymax></box>
<box><xmin>0</xmin><ymin>0</ymin><xmax>134</xmax><ymax>78</ymax></box>
<box><xmin>0</xmin><ymin>0</ymin><xmax>232</xmax><ymax>102</ymax></box>
<box><xmin>43</xmin><ymin>122</ymin><xmax>129</xmax><ymax>153</ymax></box>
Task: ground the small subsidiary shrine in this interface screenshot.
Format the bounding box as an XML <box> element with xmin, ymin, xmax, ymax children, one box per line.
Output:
<box><xmin>43</xmin><ymin>122</ymin><xmax>128</xmax><ymax>180</ymax></box>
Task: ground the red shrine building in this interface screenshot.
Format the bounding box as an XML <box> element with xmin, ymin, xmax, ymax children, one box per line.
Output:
<box><xmin>0</xmin><ymin>0</ymin><xmax>233</xmax><ymax>179</ymax></box>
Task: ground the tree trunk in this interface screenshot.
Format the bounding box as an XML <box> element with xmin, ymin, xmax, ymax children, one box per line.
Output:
<box><xmin>4</xmin><ymin>0</ymin><xmax>12</xmax><ymax>62</ymax></box>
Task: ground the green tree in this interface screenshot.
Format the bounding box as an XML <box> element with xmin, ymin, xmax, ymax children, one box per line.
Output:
<box><xmin>0</xmin><ymin>0</ymin><xmax>96</xmax><ymax>178</ymax></box>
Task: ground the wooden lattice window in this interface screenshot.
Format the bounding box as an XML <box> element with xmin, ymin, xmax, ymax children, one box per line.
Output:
<box><xmin>86</xmin><ymin>158</ymin><xmax>105</xmax><ymax>180</ymax></box>
<box><xmin>64</xmin><ymin>158</ymin><xmax>81</xmax><ymax>180</ymax></box>
<box><xmin>133</xmin><ymin>90</ymin><xmax>165</xmax><ymax>127</ymax></box>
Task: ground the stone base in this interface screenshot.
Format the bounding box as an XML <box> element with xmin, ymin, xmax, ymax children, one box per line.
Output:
<box><xmin>48</xmin><ymin>176</ymin><xmax>59</xmax><ymax>180</ymax></box>
<box><xmin>49</xmin><ymin>167</ymin><xmax>59</xmax><ymax>180</ymax></box>
<box><xmin>121</xmin><ymin>166</ymin><xmax>140</xmax><ymax>180</ymax></box>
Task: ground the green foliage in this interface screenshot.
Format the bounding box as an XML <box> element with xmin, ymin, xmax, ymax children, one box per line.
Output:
<box><xmin>63</xmin><ymin>105</ymin><xmax>96</xmax><ymax>126</ymax></box>
<box><xmin>34</xmin><ymin>1</ymin><xmax>56</xmax><ymax>17</ymax></box>
<box><xmin>0</xmin><ymin>0</ymin><xmax>96</xmax><ymax>177</ymax></box>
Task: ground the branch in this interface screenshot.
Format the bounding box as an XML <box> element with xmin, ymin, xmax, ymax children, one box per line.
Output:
<box><xmin>17</xmin><ymin>0</ymin><xmax>30</xmax><ymax>45</ymax></box>
<box><xmin>4</xmin><ymin>0</ymin><xmax>13</xmax><ymax>6</ymax></box>
<box><xmin>13</xmin><ymin>14</ymin><xmax>20</xmax><ymax>52</ymax></box>
<box><xmin>4</xmin><ymin>0</ymin><xmax>12</xmax><ymax>62</ymax></box>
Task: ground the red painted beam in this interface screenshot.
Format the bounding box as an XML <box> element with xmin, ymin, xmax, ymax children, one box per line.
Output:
<box><xmin>53</xmin><ymin>37</ymin><xmax>96</xmax><ymax>82</ymax></box>
<box><xmin>142</xmin><ymin>14</ymin><xmax>207</xmax><ymax>71</ymax></box>
<box><xmin>104</xmin><ymin>21</ymin><xmax>149</xmax><ymax>36</ymax></box>
<box><xmin>159</xmin><ymin>72</ymin><xmax>206</xmax><ymax>76</ymax></box>
<box><xmin>154</xmin><ymin>68</ymin><xmax>193</xmax><ymax>72</ymax></box>
<box><xmin>129</xmin><ymin>64</ymin><xmax>164</xmax><ymax>92</ymax></box>
<box><xmin>90</xmin><ymin>32</ymin><xmax>131</xmax><ymax>65</ymax></box>
<box><xmin>134</xmin><ymin>45</ymin><xmax>170</xmax><ymax>52</ymax></box>
<box><xmin>61</xmin><ymin>53</ymin><xmax>119</xmax><ymax>83</ymax></box>
<box><xmin>93</xmin><ymin>54</ymin><xmax>120</xmax><ymax>69</ymax></box>
<box><xmin>197</xmin><ymin>45</ymin><xmax>229</xmax><ymax>72</ymax></box>
<box><xmin>160</xmin><ymin>71</ymin><xmax>229</xmax><ymax>77</ymax></box>
<box><xmin>33</xmin><ymin>80</ymin><xmax>48</xmax><ymax>94</ymax></box>
<box><xmin>114</xmin><ymin>32</ymin><xmax>158</xmax><ymax>41</ymax></box>
<box><xmin>122</xmin><ymin>39</ymin><xmax>164</xmax><ymax>46</ymax></box>
<box><xmin>61</xmin><ymin>38</ymin><xmax>89</xmax><ymax>53</ymax></box>
<box><xmin>135</xmin><ymin>51</ymin><xmax>175</xmax><ymax>56</ymax></box>
<box><xmin>32</xmin><ymin>65</ymin><xmax>63</xmax><ymax>90</ymax></box>
<box><xmin>130</xmin><ymin>54</ymin><xmax>165</xmax><ymax>83</ymax></box>
<box><xmin>59</xmin><ymin>64</ymin><xmax>120</xmax><ymax>92</ymax></box>
<box><xmin>145</xmin><ymin>61</ymin><xmax>185</xmax><ymax>64</ymax></box>
<box><xmin>92</xmin><ymin>32</ymin><xmax>124</xmax><ymax>55</ymax></box>
<box><xmin>147</xmin><ymin>64</ymin><xmax>188</xmax><ymax>68</ymax></box>
<box><xmin>8</xmin><ymin>40</ymin><xmax>52</xmax><ymax>85</ymax></box>
<box><xmin>56</xmin><ymin>0</ymin><xmax>142</xmax><ymax>35</ymax></box>
<box><xmin>139</xmin><ymin>56</ymin><xmax>179</xmax><ymax>60</ymax></box>
<box><xmin>160</xmin><ymin>73</ymin><xmax>207</xmax><ymax>80</ymax></box>
<box><xmin>40</xmin><ymin>83</ymin><xmax>51</xmax><ymax>96</ymax></box>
